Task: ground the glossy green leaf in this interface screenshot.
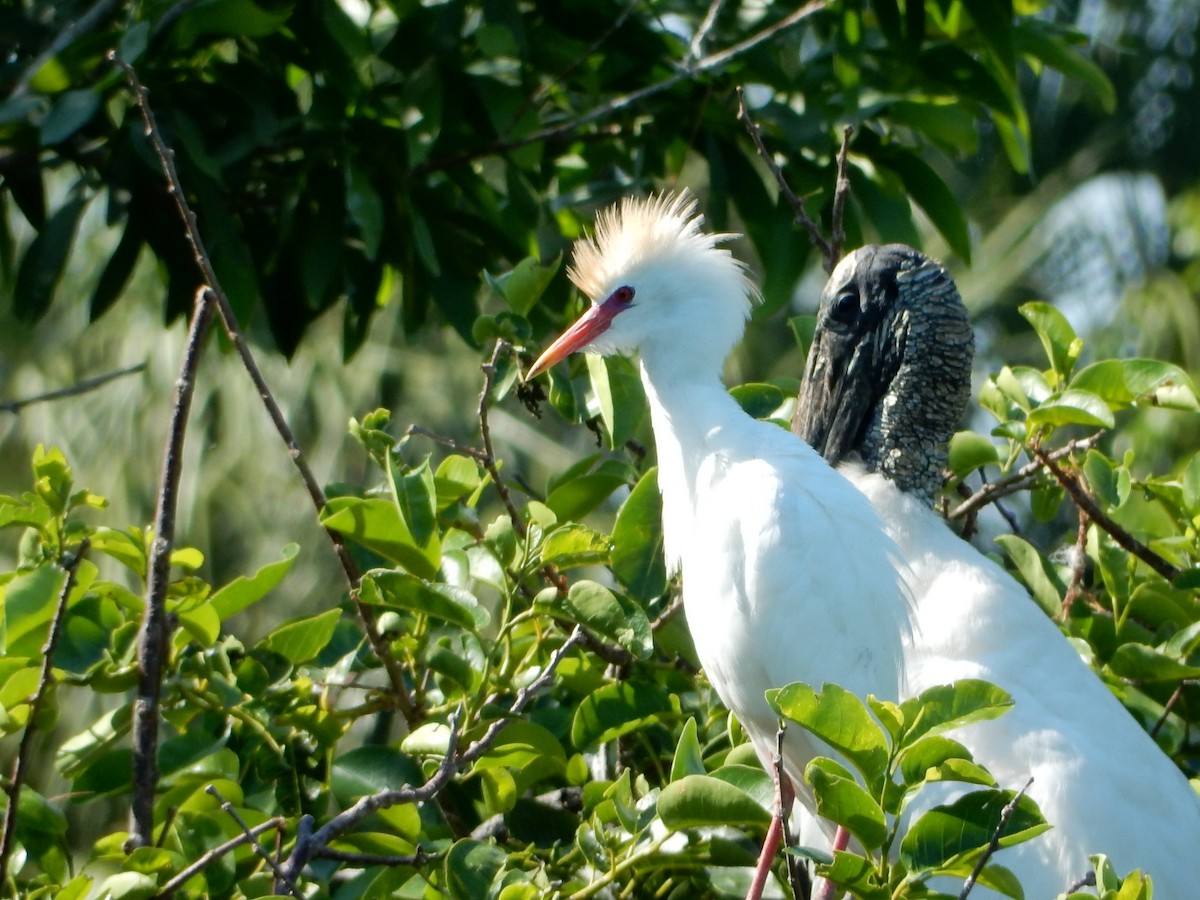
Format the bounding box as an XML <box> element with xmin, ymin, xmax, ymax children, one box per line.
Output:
<box><xmin>540</xmin><ymin>524</ymin><xmax>611</xmax><ymax>569</ymax></box>
<box><xmin>948</xmin><ymin>431</ymin><xmax>1000</xmax><ymax>476</ymax></box>
<box><xmin>536</xmin><ymin>580</ymin><xmax>651</xmax><ymax>659</ymax></box>
<box><xmin>1026</xmin><ymin>390</ymin><xmax>1115</xmax><ymax>429</ymax></box>
<box><xmin>571</xmin><ymin>681</ymin><xmax>672</xmax><ymax>750</ymax></box>
<box><xmin>896</xmin><ymin>680</ymin><xmax>1014</xmax><ymax>746</ymax></box>
<box><xmin>611</xmin><ymin>467</ymin><xmax>667</xmax><ymax>602</ymax></box>
<box><xmin>321</xmin><ymin>497</ymin><xmax>441</xmax><ymax>579</ymax></box>
<box><xmin>434</xmin><ymin>455</ymin><xmax>484</xmax><ymax>510</ymax></box>
<box><xmin>882</xmin><ymin>148</ymin><xmax>972</xmax><ymax>262</ymax></box>
<box><xmin>670</xmin><ymin>718</ymin><xmax>706</xmax><ymax>782</ymax></box>
<box><xmin>90</xmin><ymin>223</ymin><xmax>143</xmax><ymax>320</ymax></box>
<box><xmin>1069</xmin><ymin>358</ymin><xmax>1198</xmax><ymax>409</ymax></box>
<box><xmin>1107</xmin><ymin>644</ymin><xmax>1200</xmax><ymax>682</ymax></box>
<box><xmin>898</xmin><ymin>735</ymin><xmax>977</xmax><ymax>786</ymax></box>
<box><xmin>4</xmin><ymin>564</ymin><xmax>67</xmax><ymax>656</ymax></box>
<box><xmin>768</xmin><ymin>682</ymin><xmax>889</xmax><ymax>785</ymax></box>
<box><xmin>39</xmin><ymin>90</ymin><xmax>100</xmax><ymax>146</ymax></box>
<box><xmin>473</xmin><ymin>720</ymin><xmax>568</xmax><ymax>777</ymax></box>
<box><xmin>257</xmin><ymin>607</ymin><xmax>342</xmax><ymax>664</ymax></box>
<box><xmin>729</xmin><ymin>383</ymin><xmax>786</xmax><ymax>420</ymax></box>
<box><xmin>210</xmin><ymin>544</ymin><xmax>299</xmax><ymax>619</ymax></box>
<box><xmin>585</xmin><ymin>354</ymin><xmax>646</xmax><ymax>450</ymax></box>
<box><xmin>1015</xmin><ymin>22</ymin><xmax>1116</xmax><ymax>112</ymax></box>
<box><xmin>490</xmin><ymin>253</ymin><xmax>561</xmax><ymax>316</ymax></box>
<box><xmin>545</xmin><ymin>459</ymin><xmax>630</xmax><ymax>521</ymax></box>
<box><xmin>1019</xmin><ymin>302</ymin><xmax>1081</xmax><ymax>383</ymax></box>
<box><xmin>806</xmin><ymin>757</ymin><xmax>888</xmax><ymax>850</ymax></box>
<box><xmin>900</xmin><ymin>789</ymin><xmax>1049</xmax><ymax>872</ymax></box>
<box><xmin>364</xmin><ymin>570</ymin><xmax>489</xmax><ymax>630</ymax></box>
<box><xmin>657</xmin><ymin>774</ymin><xmax>771</xmax><ymax>830</ymax></box>
<box><xmin>994</xmin><ymin>534</ymin><xmax>1064</xmax><ymax>616</ymax></box>
<box><xmin>444</xmin><ymin>839</ymin><xmax>506</xmax><ymax>900</ymax></box>
<box><xmin>1183</xmin><ymin>452</ymin><xmax>1200</xmax><ymax>514</ymax></box>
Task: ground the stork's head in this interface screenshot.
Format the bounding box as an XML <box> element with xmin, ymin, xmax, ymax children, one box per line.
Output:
<box><xmin>526</xmin><ymin>192</ymin><xmax>757</xmax><ymax>379</ymax></box>
<box><xmin>793</xmin><ymin>244</ymin><xmax>974</xmax><ymax>505</ymax></box>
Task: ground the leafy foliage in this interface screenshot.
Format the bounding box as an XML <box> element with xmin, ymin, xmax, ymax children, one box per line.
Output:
<box><xmin>1</xmin><ymin>1</ymin><xmax>1197</xmax><ymax>898</ymax></box>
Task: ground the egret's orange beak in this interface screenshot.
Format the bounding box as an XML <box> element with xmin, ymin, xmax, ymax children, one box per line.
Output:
<box><xmin>525</xmin><ymin>297</ymin><xmax>623</xmax><ymax>380</ymax></box>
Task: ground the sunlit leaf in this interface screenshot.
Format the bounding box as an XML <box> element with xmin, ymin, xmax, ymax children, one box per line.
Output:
<box><xmin>657</xmin><ymin>774</ymin><xmax>771</xmax><ymax>830</ymax></box>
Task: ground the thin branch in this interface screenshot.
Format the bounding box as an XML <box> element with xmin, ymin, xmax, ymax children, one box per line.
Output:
<box><xmin>948</xmin><ymin>433</ymin><xmax>1105</xmax><ymax>522</ymax></box>
<box><xmin>206</xmin><ymin>786</ymin><xmax>302</xmax><ymax>899</ymax></box>
<box><xmin>1149</xmin><ymin>680</ymin><xmax>1187</xmax><ymax>740</ymax></box>
<box><xmin>153</xmin><ymin>817</ymin><xmax>287</xmax><ymax>898</ymax></box>
<box><xmin>0</xmin><ymin>363</ymin><xmax>146</xmax><ymax>414</ymax></box>
<box><xmin>828</xmin><ymin>125</ymin><xmax>854</xmax><ymax>267</ymax></box>
<box><xmin>1064</xmin><ymin>871</ymin><xmax>1097</xmax><ymax>894</ymax></box>
<box><xmin>311</xmin><ymin>845</ymin><xmax>436</xmax><ymax>867</ymax></box>
<box><xmin>131</xmin><ymin>287</ymin><xmax>214</xmax><ymax>848</ymax></box>
<box><xmin>736</xmin><ymin>86</ymin><xmax>833</xmax><ymax>265</ymax></box>
<box><xmin>650</xmin><ymin>595</ymin><xmax>684</xmax><ymax>632</ymax></box>
<box><xmin>959</xmin><ymin>778</ymin><xmax>1034</xmax><ymax>900</ymax></box>
<box><xmin>773</xmin><ymin>725</ymin><xmax>809</xmax><ymax>900</ymax></box>
<box><xmin>0</xmin><ymin>540</ymin><xmax>90</xmax><ymax>887</ymax></box>
<box><xmin>478</xmin><ymin>341</ymin><xmax>528</xmax><ymax>539</ymax></box>
<box><xmin>1059</xmin><ymin>507</ymin><xmax>1090</xmax><ymax>618</ymax></box>
<box><xmin>417</xmin><ymin>1</ymin><xmax>826</xmax><ymax>174</ymax></box>
<box><xmin>107</xmin><ymin>51</ymin><xmax>416</xmax><ymax>722</ymax></box>
<box><xmin>688</xmin><ymin>0</ymin><xmax>726</xmax><ymax>65</ymax></box>
<box><xmin>275</xmin><ymin>628</ymin><xmax>585</xmax><ymax>889</ymax></box>
<box><xmin>1033</xmin><ymin>447</ymin><xmax>1180</xmax><ymax>581</ymax></box>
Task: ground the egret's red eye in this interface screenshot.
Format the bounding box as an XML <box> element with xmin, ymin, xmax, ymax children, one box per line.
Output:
<box><xmin>612</xmin><ymin>285</ymin><xmax>635</xmax><ymax>304</ymax></box>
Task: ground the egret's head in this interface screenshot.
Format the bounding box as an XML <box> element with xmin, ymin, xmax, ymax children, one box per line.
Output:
<box><xmin>526</xmin><ymin>192</ymin><xmax>758</xmax><ymax>378</ymax></box>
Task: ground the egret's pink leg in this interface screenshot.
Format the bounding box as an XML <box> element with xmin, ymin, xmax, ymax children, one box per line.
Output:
<box><xmin>813</xmin><ymin>826</ymin><xmax>850</xmax><ymax>900</ymax></box>
<box><xmin>745</xmin><ymin>770</ymin><xmax>796</xmax><ymax>900</ymax></box>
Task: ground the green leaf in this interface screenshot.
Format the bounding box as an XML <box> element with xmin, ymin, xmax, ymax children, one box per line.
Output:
<box><xmin>947</xmin><ymin>431</ymin><xmax>1000</xmax><ymax>477</ymax></box>
<box><xmin>585</xmin><ymin>354</ymin><xmax>646</xmax><ymax>450</ymax></box>
<box><xmin>490</xmin><ymin>253</ymin><xmax>561</xmax><ymax>316</ymax></box>
<box><xmin>729</xmin><ymin>383</ymin><xmax>786</xmax><ymax>420</ymax></box>
<box><xmin>4</xmin><ymin>564</ymin><xmax>67</xmax><ymax>657</ymax></box>
<box><xmin>881</xmin><ymin>148</ymin><xmax>972</xmax><ymax>262</ymax></box>
<box><xmin>39</xmin><ymin>90</ymin><xmax>100</xmax><ymax>146</ymax></box>
<box><xmin>889</xmin><ymin>99</ymin><xmax>979</xmax><ymax>154</ymax></box>
<box><xmin>545</xmin><ymin>458</ymin><xmax>631</xmax><ymax>521</ymax></box>
<box><xmin>321</xmin><ymin>497</ymin><xmax>441</xmax><ymax>579</ymax></box>
<box><xmin>1069</xmin><ymin>359</ymin><xmax>1198</xmax><ymax>409</ymax></box>
<box><xmin>897</xmin><ymin>680</ymin><xmax>1014</xmax><ymax>746</ymax></box>
<box><xmin>364</xmin><ymin>570</ymin><xmax>489</xmax><ymax>631</ymax></box>
<box><xmin>444</xmin><ymin>839</ymin><xmax>506</xmax><ymax>900</ymax></box>
<box><xmin>805</xmin><ymin>757</ymin><xmax>888</xmax><ymax>850</ymax></box>
<box><xmin>788</xmin><ymin>315</ymin><xmax>817</xmax><ymax>362</ymax></box>
<box><xmin>961</xmin><ymin>0</ymin><xmax>1015</xmax><ymax>71</ymax></box>
<box><xmin>473</xmin><ymin>720</ymin><xmax>568</xmax><ymax>778</ymax></box>
<box><xmin>15</xmin><ymin>191</ymin><xmax>87</xmax><ymax>321</ymax></box>
<box><xmin>536</xmin><ymin>581</ymin><xmax>651</xmax><ymax>659</ymax></box>
<box><xmin>898</xmin><ymin>735</ymin><xmax>977</xmax><ymax>787</ymax></box>
<box><xmin>1183</xmin><ymin>452</ymin><xmax>1200</xmax><ymax>514</ymax></box>
<box><xmin>1026</xmin><ymin>390</ymin><xmax>1115</xmax><ymax>429</ymax></box>
<box><xmin>768</xmin><ymin>682</ymin><xmax>889</xmax><ymax>786</ymax></box>
<box><xmin>1106</xmin><ymin>644</ymin><xmax>1200</xmax><ymax>682</ymax></box>
<box><xmin>90</xmin><ymin>222</ymin><xmax>143</xmax><ymax>320</ymax></box>
<box><xmin>396</xmin><ymin>460</ymin><xmax>438</xmax><ymax>549</ymax></box>
<box><xmin>670</xmin><ymin>718</ymin><xmax>706</xmax><ymax>781</ymax></box>
<box><xmin>611</xmin><ymin>467</ymin><xmax>667</xmax><ymax>602</ymax></box>
<box><xmin>257</xmin><ymin>607</ymin><xmax>342</xmax><ymax>664</ymax></box>
<box><xmin>1018</xmin><ymin>302</ymin><xmax>1081</xmax><ymax>384</ymax></box>
<box><xmin>209</xmin><ymin>544</ymin><xmax>299</xmax><ymax>619</ymax></box>
<box><xmin>900</xmin><ymin>789</ymin><xmax>1049</xmax><ymax>872</ymax></box>
<box><xmin>540</xmin><ymin>524</ymin><xmax>611</xmax><ymax>569</ymax></box>
<box><xmin>434</xmin><ymin>455</ymin><xmax>483</xmax><ymax>511</ymax></box>
<box><xmin>657</xmin><ymin>774</ymin><xmax>771</xmax><ymax>830</ymax></box>
<box><xmin>96</xmin><ymin>872</ymin><xmax>158</xmax><ymax>900</ymax></box>
<box><xmin>993</xmin><ymin>534</ymin><xmax>1063</xmax><ymax>616</ymax></box>
<box><xmin>571</xmin><ymin>680</ymin><xmax>672</xmax><ymax>750</ymax></box>
<box><xmin>1015</xmin><ymin>22</ymin><xmax>1116</xmax><ymax>113</ymax></box>
<box><xmin>345</xmin><ymin>161</ymin><xmax>384</xmax><ymax>260</ymax></box>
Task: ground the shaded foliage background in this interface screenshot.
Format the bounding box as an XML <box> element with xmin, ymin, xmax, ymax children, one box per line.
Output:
<box><xmin>1</xmin><ymin>0</ymin><xmax>1199</xmax><ymax>897</ymax></box>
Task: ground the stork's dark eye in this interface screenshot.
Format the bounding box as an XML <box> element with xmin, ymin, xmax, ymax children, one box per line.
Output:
<box><xmin>612</xmin><ymin>285</ymin><xmax>635</xmax><ymax>304</ymax></box>
<box><xmin>829</xmin><ymin>289</ymin><xmax>860</xmax><ymax>324</ymax></box>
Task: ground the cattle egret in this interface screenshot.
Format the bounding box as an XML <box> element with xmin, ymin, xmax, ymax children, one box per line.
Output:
<box><xmin>795</xmin><ymin>244</ymin><xmax>1200</xmax><ymax>897</ymax></box>
<box><xmin>526</xmin><ymin>195</ymin><xmax>916</xmax><ymax>893</ymax></box>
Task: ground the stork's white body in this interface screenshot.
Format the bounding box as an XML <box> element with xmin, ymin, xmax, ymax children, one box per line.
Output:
<box><xmin>852</xmin><ymin>467</ymin><xmax>1200</xmax><ymax>897</ymax></box>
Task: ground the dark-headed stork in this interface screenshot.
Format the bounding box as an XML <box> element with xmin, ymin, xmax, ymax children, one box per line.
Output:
<box><xmin>795</xmin><ymin>244</ymin><xmax>1200</xmax><ymax>897</ymax></box>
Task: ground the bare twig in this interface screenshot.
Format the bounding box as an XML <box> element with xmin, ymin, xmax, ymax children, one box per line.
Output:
<box><xmin>0</xmin><ymin>363</ymin><xmax>146</xmax><ymax>414</ymax></box>
<box><xmin>735</xmin><ymin>86</ymin><xmax>833</xmax><ymax>266</ymax></box>
<box><xmin>0</xmin><ymin>540</ymin><xmax>90</xmax><ymax>887</ymax></box>
<box><xmin>478</xmin><ymin>341</ymin><xmax>529</xmax><ymax>539</ymax></box>
<box><xmin>1060</xmin><ymin>507</ymin><xmax>1090</xmax><ymax>618</ymax></box>
<box><xmin>418</xmin><ymin>1</ymin><xmax>826</xmax><ymax>175</ymax></box>
<box><xmin>312</xmin><ymin>845</ymin><xmax>436</xmax><ymax>867</ymax></box>
<box><xmin>131</xmin><ymin>287</ymin><xmax>214</xmax><ymax>848</ymax></box>
<box><xmin>948</xmin><ymin>434</ymin><xmax>1105</xmax><ymax>522</ymax></box>
<box><xmin>206</xmin><ymin>786</ymin><xmax>302</xmax><ymax>899</ymax></box>
<box><xmin>153</xmin><ymin>816</ymin><xmax>287</xmax><ymax>898</ymax></box>
<box><xmin>959</xmin><ymin>778</ymin><xmax>1034</xmax><ymax>899</ymax></box>
<box><xmin>1149</xmin><ymin>681</ymin><xmax>1187</xmax><ymax>740</ymax></box>
<box><xmin>828</xmin><ymin>125</ymin><xmax>854</xmax><ymax>266</ymax></box>
<box><xmin>1033</xmin><ymin>447</ymin><xmax>1180</xmax><ymax>581</ymax></box>
<box><xmin>107</xmin><ymin>51</ymin><xmax>416</xmax><ymax>721</ymax></box>
<box><xmin>650</xmin><ymin>595</ymin><xmax>684</xmax><ymax>632</ymax></box>
<box><xmin>688</xmin><ymin>0</ymin><xmax>726</xmax><ymax>65</ymax></box>
<box><xmin>275</xmin><ymin>628</ymin><xmax>585</xmax><ymax>889</ymax></box>
<box><xmin>1064</xmin><ymin>871</ymin><xmax>1097</xmax><ymax>894</ymax></box>
<box><xmin>773</xmin><ymin>725</ymin><xmax>809</xmax><ymax>900</ymax></box>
